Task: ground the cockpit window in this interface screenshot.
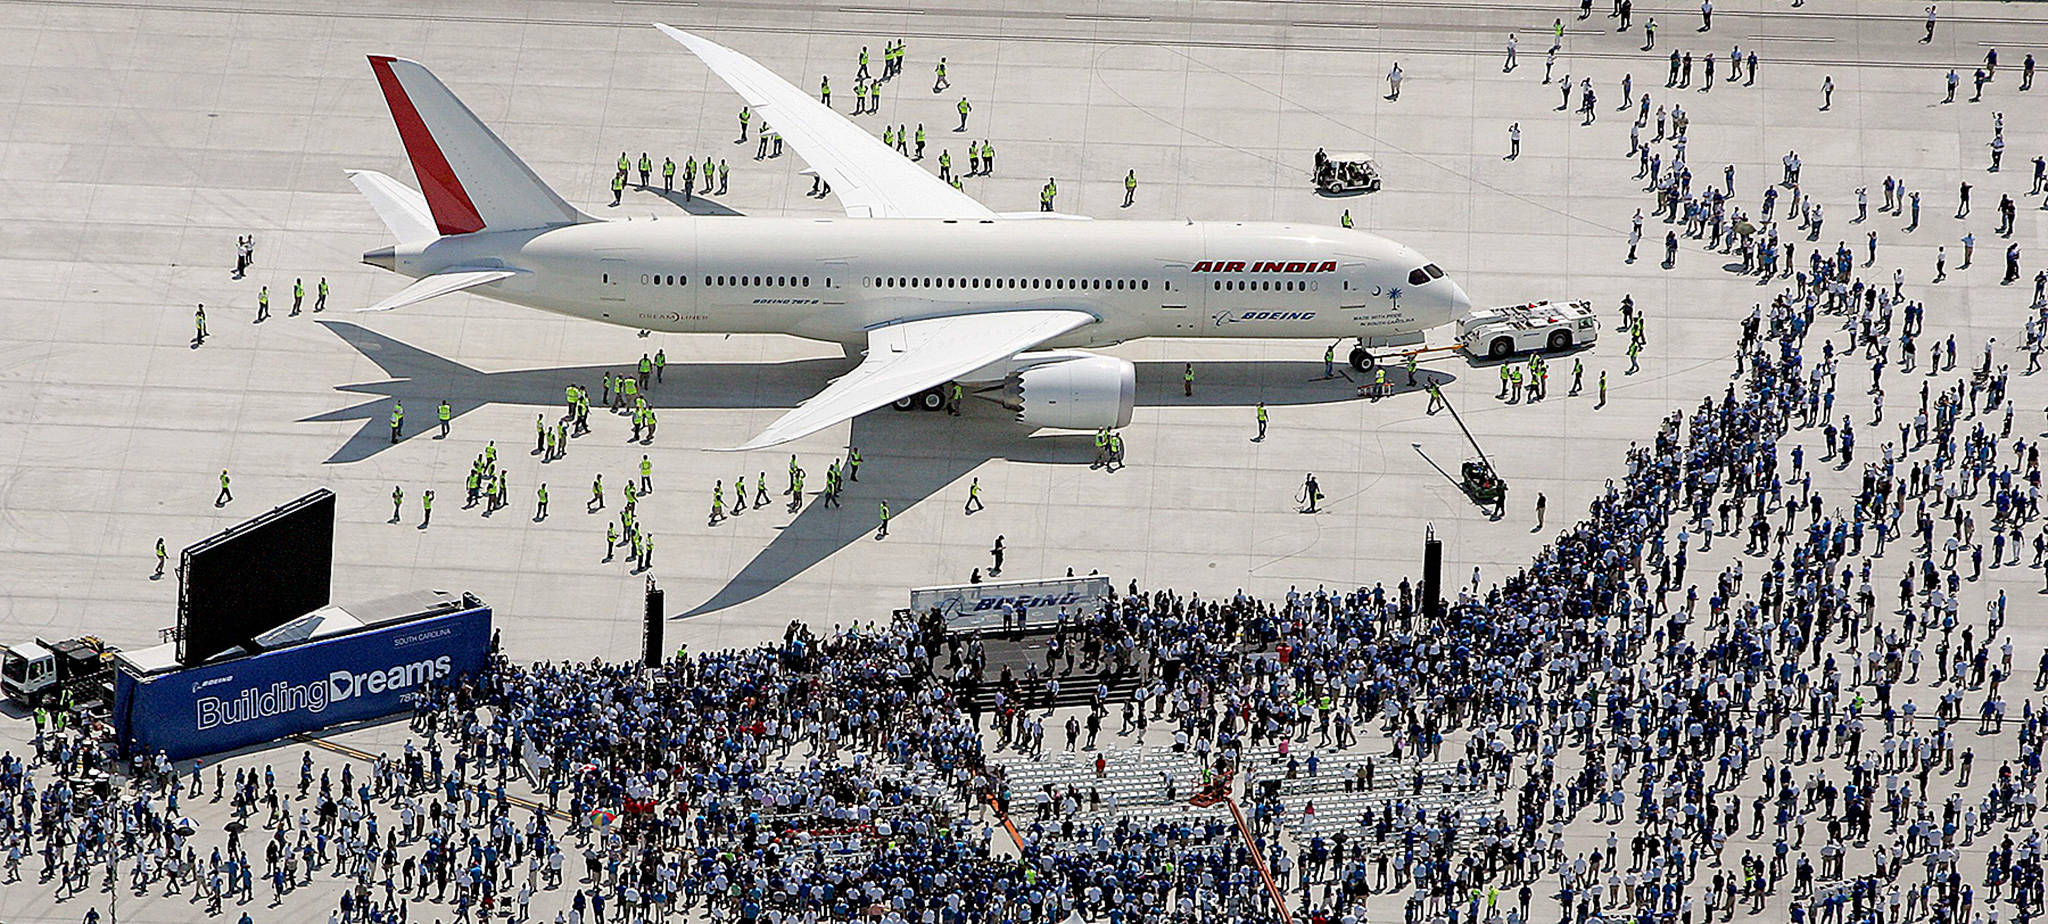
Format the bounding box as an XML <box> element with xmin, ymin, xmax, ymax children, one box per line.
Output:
<box><xmin>1423</xmin><ymin>264</ymin><xmax>1444</xmax><ymax>279</ymax></box>
<box><xmin>1408</xmin><ymin>267</ymin><xmax>1430</xmax><ymax>286</ymax></box>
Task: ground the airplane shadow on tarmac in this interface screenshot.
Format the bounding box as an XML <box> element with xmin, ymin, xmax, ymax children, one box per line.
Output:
<box><xmin>309</xmin><ymin>320</ymin><xmax>1458</xmax><ymax>616</ymax></box>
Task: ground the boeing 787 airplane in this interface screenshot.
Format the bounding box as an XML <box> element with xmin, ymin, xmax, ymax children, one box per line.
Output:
<box><xmin>349</xmin><ymin>25</ymin><xmax>1471</xmax><ymax>451</ymax></box>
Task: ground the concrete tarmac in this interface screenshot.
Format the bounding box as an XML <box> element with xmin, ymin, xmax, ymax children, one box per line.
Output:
<box><xmin>1</xmin><ymin>2</ymin><xmax>2046</xmax><ymax>917</ymax></box>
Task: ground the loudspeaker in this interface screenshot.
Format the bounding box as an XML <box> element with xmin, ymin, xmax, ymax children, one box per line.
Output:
<box><xmin>642</xmin><ymin>580</ymin><xmax>664</xmax><ymax>668</ymax></box>
<box><xmin>1421</xmin><ymin>528</ymin><xmax>1443</xmax><ymax>622</ymax></box>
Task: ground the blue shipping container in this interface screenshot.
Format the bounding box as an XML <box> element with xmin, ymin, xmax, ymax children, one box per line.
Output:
<box><xmin>115</xmin><ymin>604</ymin><xmax>491</xmax><ymax>761</ymax></box>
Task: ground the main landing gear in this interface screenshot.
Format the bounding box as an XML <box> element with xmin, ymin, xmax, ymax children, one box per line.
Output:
<box><xmin>1349</xmin><ymin>344</ymin><xmax>1376</xmax><ymax>372</ymax></box>
<box><xmin>892</xmin><ymin>386</ymin><xmax>949</xmax><ymax>411</ymax></box>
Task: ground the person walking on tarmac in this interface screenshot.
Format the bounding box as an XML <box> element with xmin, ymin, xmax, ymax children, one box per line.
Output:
<box><xmin>1183</xmin><ymin>363</ymin><xmax>1194</xmax><ymax>396</ymax></box>
<box><xmin>1255</xmin><ymin>402</ymin><xmax>1268</xmax><ymax>441</ymax></box>
<box><xmin>1300</xmin><ymin>474</ymin><xmax>1323</xmax><ymax>513</ymax></box>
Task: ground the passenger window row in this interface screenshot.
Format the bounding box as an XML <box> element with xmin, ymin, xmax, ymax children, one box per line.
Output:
<box><xmin>865</xmin><ymin>277</ymin><xmax>1151</xmax><ymax>291</ymax></box>
<box><xmin>640</xmin><ymin>275</ymin><xmax>817</xmax><ymax>287</ymax></box>
<box><xmin>1212</xmin><ymin>280</ymin><xmax>1316</xmax><ymax>292</ymax></box>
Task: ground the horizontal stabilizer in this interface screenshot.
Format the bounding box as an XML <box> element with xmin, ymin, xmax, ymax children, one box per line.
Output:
<box><xmin>346</xmin><ymin>170</ymin><xmax>438</xmax><ymax>243</ymax></box>
<box><xmin>359</xmin><ymin>269</ymin><xmax>519</xmax><ymax>312</ymax></box>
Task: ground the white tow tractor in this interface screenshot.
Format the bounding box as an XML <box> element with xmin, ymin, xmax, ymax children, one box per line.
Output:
<box><xmin>1456</xmin><ymin>299</ymin><xmax>1598</xmax><ymax>360</ymax></box>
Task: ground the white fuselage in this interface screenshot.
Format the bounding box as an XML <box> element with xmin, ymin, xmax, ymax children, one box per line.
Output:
<box><xmin>372</xmin><ymin>216</ymin><xmax>1469</xmax><ymax>352</ymax></box>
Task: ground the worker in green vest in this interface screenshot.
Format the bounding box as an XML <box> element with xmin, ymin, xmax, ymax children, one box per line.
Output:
<box><xmin>820</xmin><ymin>75</ymin><xmax>831</xmax><ymax>106</ymax></box>
<box><xmin>938</xmin><ymin>149</ymin><xmax>951</xmax><ymax>182</ymax></box>
<box><xmin>1323</xmin><ymin>344</ymin><xmax>1336</xmax><ymax>379</ymax></box>
<box><xmin>1123</xmin><ymin>170</ymin><xmax>1137</xmax><ymax>208</ymax></box>
<box><xmin>662</xmin><ymin>157</ymin><xmax>675</xmax><ymax>192</ymax></box>
<box><xmin>1340</xmin><ymin>209</ymin><xmax>1353</xmax><ymax>229</ymax></box>
<box><xmin>653</xmin><ymin>349</ymin><xmax>666</xmax><ymax>383</ymax></box>
<box><xmin>640</xmin><ymin>455</ymin><xmax>653</xmax><ymax>494</ymax></box>
<box><xmin>421</xmin><ymin>489</ymin><xmax>433</xmax><ymax>527</ymax></box>
<box><xmin>390</xmin><ymin>401</ymin><xmax>403</xmax><ymax>443</ymax></box>
<box><xmin>617</xmin><ymin>151</ymin><xmax>630</xmax><ymax>177</ymax></box>
<box><xmin>391</xmin><ymin>484</ymin><xmax>404</xmax><ymax>522</ymax></box>
<box><xmin>1373</xmin><ymin>367</ymin><xmax>1387</xmax><ymax>401</ymax></box>
<box><xmin>1094</xmin><ymin>428</ymin><xmax>1109</xmax><ymax>468</ymax></box>
<box><xmin>638</xmin><ymin>353</ymin><xmax>653</xmax><ymax>389</ymax></box>
<box><xmin>292</xmin><ymin>278</ymin><xmax>304</xmax><ymax>316</ymax></box>
<box><xmin>155</xmin><ymin>537</ymin><xmax>167</xmax><ymax>578</ymax></box>
<box><xmin>980</xmin><ymin>139</ymin><xmax>994</xmax><ymax>173</ymax></box>
<box><xmin>1405</xmin><ymin>353</ymin><xmax>1419</xmax><ymax>386</ymax></box>
<box><xmin>738</xmin><ymin>106</ymin><xmax>750</xmax><ymax>141</ymax></box>
<box><xmin>611</xmin><ymin>171</ymin><xmax>624</xmax><ymax>207</ymax></box>
<box><xmin>1183</xmin><ymin>363</ymin><xmax>1194</xmax><ymax>396</ymax></box>
<box><xmin>1255</xmin><ymin>402</ymin><xmax>1268</xmax><ymax>441</ymax></box>
<box><xmin>877</xmin><ymin>500</ymin><xmax>890</xmax><ymax>538</ymax></box>
<box><xmin>847</xmin><ymin>448</ymin><xmax>861</xmax><ymax>482</ymax></box>
<box><xmin>256</xmin><ymin>285</ymin><xmax>269</xmax><ymax>322</ymax></box>
<box><xmin>956</xmin><ymin>96</ymin><xmax>970</xmax><ymax>130</ymax></box>
<box><xmin>915</xmin><ymin>124</ymin><xmax>927</xmax><ymax>159</ymax></box>
<box><xmin>316</xmin><ymin>276</ymin><xmax>328</xmax><ymax>312</ymax></box>
<box><xmin>438</xmin><ymin>400</ymin><xmax>451</xmax><ymax>438</ymax></box>
<box><xmin>536</xmin><ymin>483</ymin><xmax>549</xmax><ymax>520</ymax></box>
<box><xmin>710</xmin><ymin>481</ymin><xmax>724</xmax><ymax>525</ymax></box>
<box><xmin>638</xmin><ymin>153</ymin><xmax>651</xmax><ymax>187</ymax></box>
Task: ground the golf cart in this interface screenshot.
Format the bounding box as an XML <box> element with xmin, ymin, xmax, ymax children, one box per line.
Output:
<box><xmin>1314</xmin><ymin>150</ymin><xmax>1381</xmax><ymax>195</ymax></box>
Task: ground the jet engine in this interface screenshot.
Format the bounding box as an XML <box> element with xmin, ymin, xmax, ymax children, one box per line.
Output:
<box><xmin>997</xmin><ymin>352</ymin><xmax>1136</xmax><ymax>430</ymax></box>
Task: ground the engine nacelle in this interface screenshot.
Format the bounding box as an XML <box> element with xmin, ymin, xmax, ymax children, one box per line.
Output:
<box><xmin>999</xmin><ymin>353</ymin><xmax>1136</xmax><ymax>430</ymax></box>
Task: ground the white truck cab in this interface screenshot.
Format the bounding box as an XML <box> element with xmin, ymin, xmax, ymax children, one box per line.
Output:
<box><xmin>1457</xmin><ymin>299</ymin><xmax>1598</xmax><ymax>359</ymax></box>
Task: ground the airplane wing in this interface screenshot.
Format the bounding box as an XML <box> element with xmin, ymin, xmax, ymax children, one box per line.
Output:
<box><xmin>725</xmin><ymin>309</ymin><xmax>1097</xmax><ymax>451</ymax></box>
<box><xmin>359</xmin><ymin>268</ymin><xmax>520</xmax><ymax>312</ymax></box>
<box><xmin>655</xmin><ymin>24</ymin><xmax>998</xmax><ymax>221</ymax></box>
